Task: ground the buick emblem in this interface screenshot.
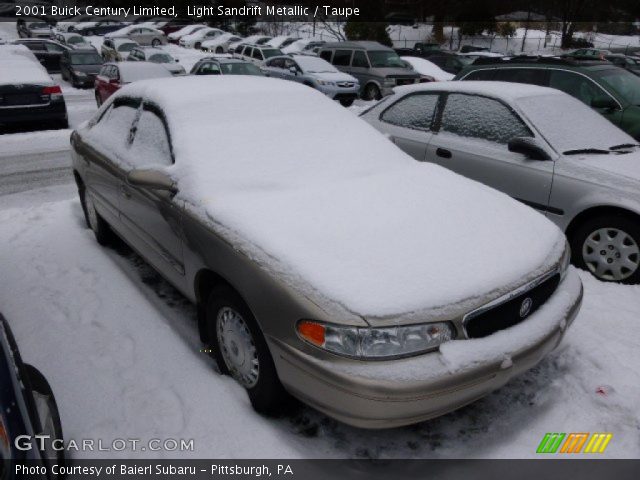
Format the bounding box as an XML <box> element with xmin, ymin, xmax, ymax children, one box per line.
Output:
<box><xmin>519</xmin><ymin>297</ymin><xmax>533</xmax><ymax>318</ymax></box>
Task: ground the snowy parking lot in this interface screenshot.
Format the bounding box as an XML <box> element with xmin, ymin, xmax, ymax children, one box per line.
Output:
<box><xmin>1</xmin><ymin>22</ymin><xmax>639</xmax><ymax>460</ymax></box>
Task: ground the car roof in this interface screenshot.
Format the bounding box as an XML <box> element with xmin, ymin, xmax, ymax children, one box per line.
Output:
<box><xmin>467</xmin><ymin>55</ymin><xmax>613</xmax><ymax>71</ymax></box>
<box><xmin>394</xmin><ymin>80</ymin><xmax>565</xmax><ymax>103</ymax></box>
<box><xmin>321</xmin><ymin>41</ymin><xmax>391</xmax><ymax>51</ymax></box>
<box><xmin>199</xmin><ymin>57</ymin><xmax>247</xmax><ymax>64</ymax></box>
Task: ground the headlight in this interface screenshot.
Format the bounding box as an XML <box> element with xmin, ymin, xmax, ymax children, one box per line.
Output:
<box><xmin>74</xmin><ymin>71</ymin><xmax>87</xmax><ymax>77</ymax></box>
<box><xmin>297</xmin><ymin>320</ymin><xmax>455</xmax><ymax>360</ymax></box>
<box><xmin>559</xmin><ymin>242</ymin><xmax>571</xmax><ymax>280</ymax></box>
<box><xmin>316</xmin><ymin>79</ymin><xmax>335</xmax><ymax>86</ymax></box>
<box><xmin>383</xmin><ymin>78</ymin><xmax>396</xmax><ymax>87</ymax></box>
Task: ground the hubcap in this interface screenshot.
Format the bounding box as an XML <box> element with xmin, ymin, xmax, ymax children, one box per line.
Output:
<box><xmin>583</xmin><ymin>228</ymin><xmax>639</xmax><ymax>281</ymax></box>
<box><xmin>216</xmin><ymin>307</ymin><xmax>259</xmax><ymax>388</ymax></box>
<box><xmin>85</xmin><ymin>193</ymin><xmax>98</xmax><ymax>232</ymax></box>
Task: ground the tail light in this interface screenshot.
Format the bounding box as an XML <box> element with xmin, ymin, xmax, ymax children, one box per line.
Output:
<box><xmin>41</xmin><ymin>85</ymin><xmax>63</xmax><ymax>101</ymax></box>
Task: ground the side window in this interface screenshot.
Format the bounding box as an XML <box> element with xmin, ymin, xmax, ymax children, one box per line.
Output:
<box><xmin>268</xmin><ymin>58</ymin><xmax>284</xmax><ymax>68</ymax></box>
<box><xmin>548</xmin><ymin>70</ymin><xmax>608</xmax><ymax>107</ymax></box>
<box><xmin>130</xmin><ymin>108</ymin><xmax>172</xmax><ymax>166</ymax></box>
<box><xmin>24</xmin><ymin>42</ymin><xmax>44</xmax><ymax>51</ymax></box>
<box><xmin>352</xmin><ymin>50</ymin><xmax>369</xmax><ymax>68</ymax></box>
<box><xmin>199</xmin><ymin>62</ymin><xmax>220</xmax><ymax>75</ymax></box>
<box><xmin>380</xmin><ymin>94</ymin><xmax>439</xmax><ymax>131</ymax></box>
<box><xmin>494</xmin><ymin>68</ymin><xmax>547</xmax><ymax>86</ymax></box>
<box><xmin>463</xmin><ymin>69</ymin><xmax>496</xmax><ymax>81</ymax></box>
<box><xmin>87</xmin><ymin>102</ymin><xmax>140</xmax><ymax>158</ymax></box>
<box><xmin>45</xmin><ymin>43</ymin><xmax>65</xmax><ymax>53</ymax></box>
<box><xmin>319</xmin><ymin>50</ymin><xmax>332</xmax><ymax>62</ymax></box>
<box><xmin>441</xmin><ymin>93</ymin><xmax>533</xmax><ymax>144</ymax></box>
<box><xmin>252</xmin><ymin>49</ymin><xmax>264</xmax><ymax>60</ymax></box>
<box><xmin>332</xmin><ymin>49</ymin><xmax>352</xmax><ymax>66</ymax></box>
<box><xmin>283</xmin><ymin>58</ymin><xmax>297</xmax><ymax>70</ymax></box>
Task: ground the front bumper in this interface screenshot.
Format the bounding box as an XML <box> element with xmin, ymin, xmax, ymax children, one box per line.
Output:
<box><xmin>269</xmin><ymin>268</ymin><xmax>583</xmax><ymax>429</ymax></box>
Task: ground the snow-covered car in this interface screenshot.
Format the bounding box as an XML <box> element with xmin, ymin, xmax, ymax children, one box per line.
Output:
<box><xmin>71</xmin><ymin>20</ymin><xmax>128</xmax><ymax>37</ymax></box>
<box><xmin>71</xmin><ymin>76</ymin><xmax>582</xmax><ymax>428</ymax></box>
<box><xmin>0</xmin><ymin>313</ymin><xmax>65</xmax><ymax>471</ymax></box>
<box><xmin>266</xmin><ymin>36</ymin><xmax>299</xmax><ymax>49</ymax></box>
<box><xmin>363</xmin><ymin>81</ymin><xmax>640</xmax><ymax>284</ymax></box>
<box><xmin>179</xmin><ymin>28</ymin><xmax>225</xmax><ymax>50</ymax></box>
<box><xmin>127</xmin><ymin>47</ymin><xmax>185</xmax><ymax>75</ymax></box>
<box><xmin>93</xmin><ymin>61</ymin><xmax>172</xmax><ymax>106</ymax></box>
<box><xmin>54</xmin><ymin>32</ymin><xmax>94</xmax><ymax>50</ymax></box>
<box><xmin>190</xmin><ymin>57</ymin><xmax>264</xmax><ymax>76</ymax></box>
<box><xmin>101</xmin><ymin>37</ymin><xmax>138</xmax><ymax>62</ymax></box>
<box><xmin>201</xmin><ymin>33</ymin><xmax>244</xmax><ymax>54</ymax></box>
<box><xmin>228</xmin><ymin>35</ymin><xmax>271</xmax><ymax>53</ymax></box>
<box><xmin>234</xmin><ymin>44</ymin><xmax>282</xmax><ymax>65</ymax></box>
<box><xmin>0</xmin><ymin>53</ymin><xmax>67</xmax><ymax>129</ymax></box>
<box><xmin>106</xmin><ymin>25</ymin><xmax>167</xmax><ymax>47</ymax></box>
<box><xmin>282</xmin><ymin>39</ymin><xmax>325</xmax><ymax>55</ymax></box>
<box><xmin>168</xmin><ymin>24</ymin><xmax>207</xmax><ymax>44</ymax></box>
<box><xmin>401</xmin><ymin>56</ymin><xmax>454</xmax><ymax>81</ymax></box>
<box><xmin>263</xmin><ymin>54</ymin><xmax>359</xmax><ymax>106</ymax></box>
<box><xmin>18</xmin><ymin>21</ymin><xmax>53</xmax><ymax>39</ymax></box>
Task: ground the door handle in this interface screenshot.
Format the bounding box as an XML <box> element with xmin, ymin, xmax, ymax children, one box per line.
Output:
<box><xmin>436</xmin><ymin>148</ymin><xmax>452</xmax><ymax>159</ymax></box>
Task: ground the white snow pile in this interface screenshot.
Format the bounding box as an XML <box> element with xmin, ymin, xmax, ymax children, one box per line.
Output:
<box><xmin>83</xmin><ymin>76</ymin><xmax>565</xmax><ymax>320</ymax></box>
<box><xmin>401</xmin><ymin>56</ymin><xmax>454</xmax><ymax>81</ymax></box>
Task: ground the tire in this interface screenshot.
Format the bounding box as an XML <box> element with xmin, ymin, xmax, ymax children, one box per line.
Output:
<box><xmin>95</xmin><ymin>92</ymin><xmax>102</xmax><ymax>107</ymax></box>
<box><xmin>24</xmin><ymin>365</ymin><xmax>65</xmax><ymax>470</ymax></box>
<box><xmin>152</xmin><ymin>38</ymin><xmax>161</xmax><ymax>47</ymax></box>
<box><xmin>194</xmin><ymin>42</ymin><xmax>201</xmax><ymax>50</ymax></box>
<box><xmin>206</xmin><ymin>285</ymin><xmax>292</xmax><ymax>416</ymax></box>
<box><xmin>570</xmin><ymin>214</ymin><xmax>640</xmax><ymax>284</ymax></box>
<box><xmin>79</xmin><ymin>186</ymin><xmax>112</xmax><ymax>245</ymax></box>
<box><xmin>216</xmin><ymin>47</ymin><xmax>223</xmax><ymax>54</ymax></box>
<box><xmin>362</xmin><ymin>83</ymin><xmax>381</xmax><ymax>101</ymax></box>
<box><xmin>340</xmin><ymin>98</ymin><xmax>355</xmax><ymax>107</ymax></box>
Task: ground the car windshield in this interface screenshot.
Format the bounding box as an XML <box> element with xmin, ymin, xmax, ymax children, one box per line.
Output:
<box><xmin>149</xmin><ymin>53</ymin><xmax>173</xmax><ymax>63</ymax></box>
<box><xmin>594</xmin><ymin>68</ymin><xmax>640</xmax><ymax>105</ymax></box>
<box><xmin>29</xmin><ymin>23</ymin><xmax>48</xmax><ymax>29</ymax></box>
<box><xmin>368</xmin><ymin>51</ymin><xmax>407</xmax><ymax>68</ymax></box>
<box><xmin>516</xmin><ymin>93</ymin><xmax>633</xmax><ymax>153</ymax></box>
<box><xmin>67</xmin><ymin>36</ymin><xmax>87</xmax><ymax>45</ymax></box>
<box><xmin>117</xmin><ymin>43</ymin><xmax>136</xmax><ymax>52</ymax></box>
<box><xmin>221</xmin><ymin>63</ymin><xmax>263</xmax><ymax>76</ymax></box>
<box><xmin>70</xmin><ymin>53</ymin><xmax>102</xmax><ymax>65</ymax></box>
<box><xmin>295</xmin><ymin>56</ymin><xmax>337</xmax><ymax>73</ymax></box>
<box><xmin>262</xmin><ymin>49</ymin><xmax>282</xmax><ymax>59</ymax></box>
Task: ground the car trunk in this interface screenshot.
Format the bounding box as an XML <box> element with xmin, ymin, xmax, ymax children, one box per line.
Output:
<box><xmin>0</xmin><ymin>84</ymin><xmax>50</xmax><ymax>107</ymax></box>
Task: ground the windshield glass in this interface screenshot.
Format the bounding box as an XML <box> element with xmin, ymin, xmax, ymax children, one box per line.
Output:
<box><xmin>70</xmin><ymin>53</ymin><xmax>103</xmax><ymax>65</ymax></box>
<box><xmin>368</xmin><ymin>51</ymin><xmax>407</xmax><ymax>68</ymax></box>
<box><xmin>221</xmin><ymin>63</ymin><xmax>263</xmax><ymax>76</ymax></box>
<box><xmin>295</xmin><ymin>56</ymin><xmax>337</xmax><ymax>73</ymax></box>
<box><xmin>29</xmin><ymin>22</ymin><xmax>49</xmax><ymax>29</ymax></box>
<box><xmin>117</xmin><ymin>43</ymin><xmax>136</xmax><ymax>52</ymax></box>
<box><xmin>149</xmin><ymin>53</ymin><xmax>173</xmax><ymax>63</ymax></box>
<box><xmin>67</xmin><ymin>36</ymin><xmax>87</xmax><ymax>45</ymax></box>
<box><xmin>262</xmin><ymin>49</ymin><xmax>282</xmax><ymax>59</ymax></box>
<box><xmin>516</xmin><ymin>93</ymin><xmax>633</xmax><ymax>153</ymax></box>
<box><xmin>594</xmin><ymin>68</ymin><xmax>640</xmax><ymax>105</ymax></box>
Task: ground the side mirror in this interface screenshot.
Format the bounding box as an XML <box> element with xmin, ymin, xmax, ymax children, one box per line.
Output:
<box><xmin>591</xmin><ymin>96</ymin><xmax>618</xmax><ymax>110</ymax></box>
<box><xmin>126</xmin><ymin>169</ymin><xmax>177</xmax><ymax>193</ymax></box>
<box><xmin>507</xmin><ymin>137</ymin><xmax>551</xmax><ymax>160</ymax></box>
<box><xmin>289</xmin><ymin>66</ymin><xmax>298</xmax><ymax>75</ymax></box>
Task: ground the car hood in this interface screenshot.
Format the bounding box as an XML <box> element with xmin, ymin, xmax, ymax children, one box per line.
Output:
<box><xmin>310</xmin><ymin>71</ymin><xmax>358</xmax><ymax>83</ymax></box>
<box><xmin>107</xmin><ymin>77</ymin><xmax>565</xmax><ymax>323</ymax></box>
<box><xmin>71</xmin><ymin>64</ymin><xmax>102</xmax><ymax>74</ymax></box>
<box><xmin>562</xmin><ymin>150</ymin><xmax>640</xmax><ymax>188</ymax></box>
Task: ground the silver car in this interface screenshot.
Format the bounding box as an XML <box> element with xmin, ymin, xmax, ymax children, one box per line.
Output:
<box><xmin>106</xmin><ymin>26</ymin><xmax>167</xmax><ymax>47</ymax></box>
<box><xmin>127</xmin><ymin>47</ymin><xmax>185</xmax><ymax>75</ymax></box>
<box><xmin>363</xmin><ymin>81</ymin><xmax>640</xmax><ymax>284</ymax></box>
<box><xmin>71</xmin><ymin>76</ymin><xmax>581</xmax><ymax>428</ymax></box>
<box><xmin>262</xmin><ymin>54</ymin><xmax>360</xmax><ymax>106</ymax></box>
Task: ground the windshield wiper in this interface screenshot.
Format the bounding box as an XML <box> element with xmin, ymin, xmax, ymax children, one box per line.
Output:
<box><xmin>563</xmin><ymin>148</ymin><xmax>611</xmax><ymax>155</ymax></box>
<box><xmin>609</xmin><ymin>143</ymin><xmax>640</xmax><ymax>151</ymax></box>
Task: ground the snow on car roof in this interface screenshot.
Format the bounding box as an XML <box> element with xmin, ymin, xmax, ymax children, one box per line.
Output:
<box><xmin>0</xmin><ymin>55</ymin><xmax>52</xmax><ymax>85</ymax></box>
<box><xmin>102</xmin><ymin>76</ymin><xmax>564</xmax><ymax>318</ymax></box>
<box><xmin>395</xmin><ymin>80</ymin><xmax>564</xmax><ymax>102</ymax></box>
<box><xmin>401</xmin><ymin>56</ymin><xmax>454</xmax><ymax>81</ymax></box>
<box><xmin>114</xmin><ymin>62</ymin><xmax>173</xmax><ymax>82</ymax></box>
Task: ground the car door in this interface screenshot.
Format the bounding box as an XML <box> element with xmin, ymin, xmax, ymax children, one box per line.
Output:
<box><xmin>349</xmin><ymin>50</ymin><xmax>372</xmax><ymax>85</ymax></box>
<box><xmin>426</xmin><ymin>92</ymin><xmax>554</xmax><ymax>211</ymax></box>
<box><xmin>263</xmin><ymin>57</ymin><xmax>285</xmax><ymax>78</ymax></box>
<box><xmin>44</xmin><ymin>42</ymin><xmax>66</xmax><ymax>72</ymax></box>
<box><xmin>372</xmin><ymin>92</ymin><xmax>440</xmax><ymax>159</ymax></box>
<box><xmin>59</xmin><ymin>51</ymin><xmax>70</xmax><ymax>80</ymax></box>
<box><xmin>119</xmin><ymin>104</ymin><xmax>186</xmax><ymax>288</ymax></box>
<box><xmin>78</xmin><ymin>98</ymin><xmax>141</xmax><ymax>229</ymax></box>
<box><xmin>281</xmin><ymin>58</ymin><xmax>301</xmax><ymax>82</ymax></box>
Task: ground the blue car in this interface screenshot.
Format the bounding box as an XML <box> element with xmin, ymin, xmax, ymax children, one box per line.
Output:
<box><xmin>0</xmin><ymin>313</ymin><xmax>64</xmax><ymax>479</ymax></box>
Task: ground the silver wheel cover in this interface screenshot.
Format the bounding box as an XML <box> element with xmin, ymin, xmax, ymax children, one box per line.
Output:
<box><xmin>216</xmin><ymin>307</ymin><xmax>259</xmax><ymax>388</ymax></box>
<box><xmin>583</xmin><ymin>227</ymin><xmax>640</xmax><ymax>281</ymax></box>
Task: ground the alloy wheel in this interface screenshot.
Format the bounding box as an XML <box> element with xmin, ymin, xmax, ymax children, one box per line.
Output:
<box><xmin>582</xmin><ymin>227</ymin><xmax>640</xmax><ymax>281</ymax></box>
<box><xmin>216</xmin><ymin>307</ymin><xmax>260</xmax><ymax>388</ymax></box>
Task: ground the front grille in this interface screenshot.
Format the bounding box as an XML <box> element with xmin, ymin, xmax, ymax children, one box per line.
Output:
<box><xmin>336</xmin><ymin>81</ymin><xmax>355</xmax><ymax>88</ymax></box>
<box><xmin>464</xmin><ymin>273</ymin><xmax>561</xmax><ymax>339</ymax></box>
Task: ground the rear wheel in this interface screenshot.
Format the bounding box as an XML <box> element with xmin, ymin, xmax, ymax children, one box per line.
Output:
<box><xmin>80</xmin><ymin>186</ymin><xmax>112</xmax><ymax>245</ymax></box>
<box><xmin>362</xmin><ymin>83</ymin><xmax>381</xmax><ymax>101</ymax></box>
<box><xmin>152</xmin><ymin>38</ymin><xmax>161</xmax><ymax>47</ymax></box>
<box><xmin>216</xmin><ymin>46</ymin><xmax>224</xmax><ymax>54</ymax></box>
<box><xmin>95</xmin><ymin>91</ymin><xmax>102</xmax><ymax>107</ymax></box>
<box><xmin>570</xmin><ymin>215</ymin><xmax>640</xmax><ymax>284</ymax></box>
<box><xmin>206</xmin><ymin>285</ymin><xmax>292</xmax><ymax>415</ymax></box>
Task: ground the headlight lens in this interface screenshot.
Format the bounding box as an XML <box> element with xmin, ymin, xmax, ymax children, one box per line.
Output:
<box><xmin>560</xmin><ymin>242</ymin><xmax>571</xmax><ymax>279</ymax></box>
<box><xmin>297</xmin><ymin>320</ymin><xmax>455</xmax><ymax>359</ymax></box>
<box><xmin>316</xmin><ymin>79</ymin><xmax>335</xmax><ymax>86</ymax></box>
<box><xmin>384</xmin><ymin>78</ymin><xmax>396</xmax><ymax>87</ymax></box>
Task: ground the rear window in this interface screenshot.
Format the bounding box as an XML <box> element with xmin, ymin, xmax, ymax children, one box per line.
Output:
<box><xmin>333</xmin><ymin>50</ymin><xmax>352</xmax><ymax>66</ymax></box>
<box><xmin>494</xmin><ymin>68</ymin><xmax>547</xmax><ymax>86</ymax></box>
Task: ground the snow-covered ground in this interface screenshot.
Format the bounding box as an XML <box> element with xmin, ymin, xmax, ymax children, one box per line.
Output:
<box><xmin>1</xmin><ymin>21</ymin><xmax>639</xmax><ymax>460</ymax></box>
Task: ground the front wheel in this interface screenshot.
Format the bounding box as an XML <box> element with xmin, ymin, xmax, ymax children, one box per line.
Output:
<box><xmin>194</xmin><ymin>42</ymin><xmax>201</xmax><ymax>50</ymax></box>
<box><xmin>80</xmin><ymin>186</ymin><xmax>112</xmax><ymax>245</ymax></box>
<box><xmin>362</xmin><ymin>83</ymin><xmax>381</xmax><ymax>101</ymax></box>
<box><xmin>152</xmin><ymin>38</ymin><xmax>161</xmax><ymax>47</ymax></box>
<box><xmin>570</xmin><ymin>215</ymin><xmax>640</xmax><ymax>284</ymax></box>
<box><xmin>340</xmin><ymin>98</ymin><xmax>355</xmax><ymax>107</ymax></box>
<box><xmin>206</xmin><ymin>286</ymin><xmax>292</xmax><ymax>415</ymax></box>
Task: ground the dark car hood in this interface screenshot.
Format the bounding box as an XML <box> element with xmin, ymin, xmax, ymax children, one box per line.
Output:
<box><xmin>71</xmin><ymin>64</ymin><xmax>102</xmax><ymax>74</ymax></box>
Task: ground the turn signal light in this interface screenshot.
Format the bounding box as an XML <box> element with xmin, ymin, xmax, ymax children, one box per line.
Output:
<box><xmin>297</xmin><ymin>320</ymin><xmax>325</xmax><ymax>346</ymax></box>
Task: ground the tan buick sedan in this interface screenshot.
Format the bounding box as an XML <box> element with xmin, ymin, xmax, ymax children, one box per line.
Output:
<box><xmin>71</xmin><ymin>76</ymin><xmax>583</xmax><ymax>428</ymax></box>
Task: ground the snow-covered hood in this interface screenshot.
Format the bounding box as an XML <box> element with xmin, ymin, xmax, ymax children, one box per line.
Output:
<box><xmin>310</xmin><ymin>71</ymin><xmax>358</xmax><ymax>83</ymax></box>
<box><xmin>111</xmin><ymin>77</ymin><xmax>565</xmax><ymax>320</ymax></box>
<box><xmin>560</xmin><ymin>151</ymin><xmax>640</xmax><ymax>194</ymax></box>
